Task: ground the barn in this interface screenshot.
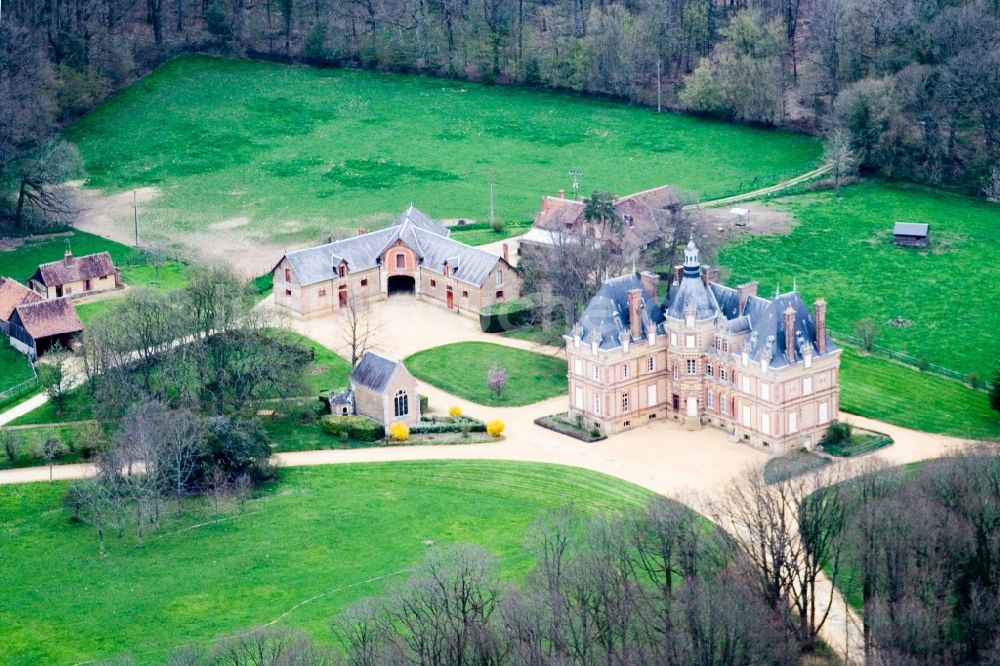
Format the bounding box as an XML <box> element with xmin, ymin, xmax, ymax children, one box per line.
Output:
<box><xmin>7</xmin><ymin>298</ymin><xmax>83</xmax><ymax>359</ymax></box>
<box><xmin>893</xmin><ymin>222</ymin><xmax>930</xmax><ymax>248</ymax></box>
<box><xmin>0</xmin><ymin>278</ymin><xmax>43</xmax><ymax>335</ymax></box>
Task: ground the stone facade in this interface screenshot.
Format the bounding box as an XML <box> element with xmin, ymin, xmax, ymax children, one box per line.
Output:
<box><xmin>273</xmin><ymin>207</ymin><xmax>520</xmax><ymax>319</ymax></box>
<box><xmin>330</xmin><ymin>351</ymin><xmax>421</xmax><ymax>427</ymax></box>
<box><xmin>565</xmin><ymin>242</ymin><xmax>841</xmax><ymax>455</ymax></box>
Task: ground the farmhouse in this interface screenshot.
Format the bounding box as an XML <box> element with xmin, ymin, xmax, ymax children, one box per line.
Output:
<box><xmin>30</xmin><ymin>250</ymin><xmax>121</xmax><ymax>298</ymax></box>
<box><xmin>273</xmin><ymin>207</ymin><xmax>520</xmax><ymax>318</ymax></box>
<box><xmin>327</xmin><ymin>351</ymin><xmax>421</xmax><ymax>427</ymax></box>
<box><xmin>8</xmin><ymin>297</ymin><xmax>83</xmax><ymax>359</ymax></box>
<box><xmin>565</xmin><ymin>240</ymin><xmax>841</xmax><ymax>454</ymax></box>
<box><xmin>523</xmin><ymin>186</ymin><xmax>681</xmax><ymax>260</ymax></box>
<box><xmin>893</xmin><ymin>222</ymin><xmax>930</xmax><ymax>248</ymax></box>
<box><xmin>0</xmin><ymin>278</ymin><xmax>43</xmax><ymax>335</ymax></box>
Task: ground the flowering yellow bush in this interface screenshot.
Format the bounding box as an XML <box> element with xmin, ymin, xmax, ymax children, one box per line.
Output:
<box><xmin>388</xmin><ymin>422</ymin><xmax>410</xmax><ymax>441</ymax></box>
<box><xmin>486</xmin><ymin>419</ymin><xmax>505</xmax><ymax>438</ymax></box>
<box><xmin>448</xmin><ymin>405</ymin><xmax>463</xmax><ymax>417</ymax></box>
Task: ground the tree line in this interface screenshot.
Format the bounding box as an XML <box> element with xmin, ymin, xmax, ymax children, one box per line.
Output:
<box><xmin>2</xmin><ymin>0</ymin><xmax>999</xmax><ymax>220</ymax></box>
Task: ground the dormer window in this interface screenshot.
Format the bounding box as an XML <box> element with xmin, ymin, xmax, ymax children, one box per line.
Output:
<box><xmin>338</xmin><ymin>264</ymin><xmax>347</xmax><ymax>278</ymax></box>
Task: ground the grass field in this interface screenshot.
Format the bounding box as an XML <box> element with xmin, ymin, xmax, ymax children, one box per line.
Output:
<box><xmin>839</xmin><ymin>348</ymin><xmax>1000</xmax><ymax>439</ymax></box>
<box><xmin>0</xmin><ymin>461</ymin><xmax>653</xmax><ymax>665</ymax></box>
<box><xmin>719</xmin><ymin>182</ymin><xmax>1000</xmax><ymax>376</ymax></box>
<box><xmin>406</xmin><ymin>341</ymin><xmax>567</xmax><ymax>406</ymax></box>
<box><xmin>63</xmin><ymin>55</ymin><xmax>821</xmax><ymax>252</ymax></box>
<box><xmin>0</xmin><ymin>344</ymin><xmax>35</xmax><ymax>397</ymax></box>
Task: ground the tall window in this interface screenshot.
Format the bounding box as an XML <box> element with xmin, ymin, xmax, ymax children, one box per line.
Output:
<box><xmin>593</xmin><ymin>394</ymin><xmax>602</xmax><ymax>416</ymax></box>
<box><xmin>720</xmin><ymin>396</ymin><xmax>728</xmax><ymax>415</ymax></box>
<box><xmin>803</xmin><ymin>377</ymin><xmax>813</xmax><ymax>395</ymax></box>
<box><xmin>393</xmin><ymin>390</ymin><xmax>409</xmax><ymax>417</ymax></box>
<box><xmin>592</xmin><ymin>366</ymin><xmax>601</xmax><ymax>381</ymax></box>
<box><xmin>706</xmin><ymin>362</ymin><xmax>713</xmax><ymax>376</ymax></box>
<box><xmin>760</xmin><ymin>382</ymin><xmax>770</xmax><ymax>401</ymax></box>
<box><xmin>720</xmin><ymin>367</ymin><xmax>728</xmax><ymax>381</ymax></box>
<box><xmin>673</xmin><ymin>366</ymin><xmax>680</xmax><ymax>381</ymax></box>
<box><xmin>647</xmin><ymin>357</ymin><xmax>655</xmax><ymax>372</ymax></box>
<box><xmin>622</xmin><ymin>393</ymin><xmax>630</xmax><ymax>412</ymax></box>
<box><xmin>574</xmin><ymin>359</ymin><xmax>583</xmax><ymax>375</ymax></box>
<box><xmin>396</xmin><ymin>253</ymin><xmax>405</xmax><ymax>269</ymax></box>
<box><xmin>686</xmin><ymin>359</ymin><xmax>697</xmax><ymax>374</ymax></box>
<box><xmin>284</xmin><ymin>268</ymin><xmax>291</xmax><ymax>282</ymax></box>
<box><xmin>707</xmin><ymin>391</ymin><xmax>714</xmax><ymax>409</ymax></box>
<box><xmin>338</xmin><ymin>265</ymin><xmax>346</xmax><ymax>278</ymax></box>
<box><xmin>495</xmin><ymin>270</ymin><xmax>503</xmax><ymax>286</ymax></box>
<box><xmin>622</xmin><ymin>364</ymin><xmax>630</xmax><ymax>379</ymax></box>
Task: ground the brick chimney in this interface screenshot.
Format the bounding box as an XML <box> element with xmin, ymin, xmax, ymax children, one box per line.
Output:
<box><xmin>701</xmin><ymin>266</ymin><xmax>720</xmax><ymax>286</ymax></box>
<box><xmin>784</xmin><ymin>306</ymin><xmax>796</xmax><ymax>363</ymax></box>
<box><xmin>639</xmin><ymin>271</ymin><xmax>659</xmax><ymax>298</ymax></box>
<box><xmin>737</xmin><ymin>281</ymin><xmax>758</xmax><ymax>312</ymax></box>
<box><xmin>627</xmin><ymin>289</ymin><xmax>643</xmax><ymax>341</ymax></box>
<box><xmin>673</xmin><ymin>265</ymin><xmax>683</xmax><ymax>285</ymax></box>
<box><xmin>64</xmin><ymin>249</ymin><xmax>74</xmax><ymax>266</ymax></box>
<box><xmin>502</xmin><ymin>243</ymin><xmax>509</xmax><ymax>263</ymax></box>
<box><xmin>558</xmin><ymin>189</ymin><xmax>565</xmax><ymax>199</ymax></box>
<box><xmin>814</xmin><ymin>298</ymin><xmax>828</xmax><ymax>354</ymax></box>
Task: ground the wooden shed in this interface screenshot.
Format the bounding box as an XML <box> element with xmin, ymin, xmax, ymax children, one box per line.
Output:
<box><xmin>893</xmin><ymin>222</ymin><xmax>930</xmax><ymax>248</ymax></box>
<box><xmin>8</xmin><ymin>298</ymin><xmax>83</xmax><ymax>359</ymax></box>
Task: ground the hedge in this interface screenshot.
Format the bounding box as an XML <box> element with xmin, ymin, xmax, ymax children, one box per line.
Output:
<box><xmin>480</xmin><ymin>296</ymin><xmax>536</xmax><ymax>333</ymax></box>
<box><xmin>410</xmin><ymin>416</ymin><xmax>486</xmax><ymax>434</ymax></box>
<box><xmin>321</xmin><ymin>415</ymin><xmax>384</xmax><ymax>441</ymax></box>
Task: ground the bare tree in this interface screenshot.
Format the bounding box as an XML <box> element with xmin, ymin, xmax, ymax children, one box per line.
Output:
<box><xmin>342</xmin><ymin>294</ymin><xmax>376</xmax><ymax>367</ymax></box>
<box><xmin>823</xmin><ymin>126</ymin><xmax>859</xmax><ymax>196</ymax></box>
<box><xmin>12</xmin><ymin>140</ymin><xmax>82</xmax><ymax>230</ymax></box>
<box><xmin>984</xmin><ymin>166</ymin><xmax>1000</xmax><ymax>203</ymax></box>
<box><xmin>487</xmin><ymin>364</ymin><xmax>508</xmax><ymax>398</ymax></box>
<box><xmin>43</xmin><ymin>437</ymin><xmax>65</xmax><ymax>482</ymax></box>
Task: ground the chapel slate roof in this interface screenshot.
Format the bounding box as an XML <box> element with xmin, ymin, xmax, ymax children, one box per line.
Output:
<box><xmin>351</xmin><ymin>351</ymin><xmax>403</xmax><ymax>393</ymax></box>
<box><xmin>12</xmin><ymin>298</ymin><xmax>83</xmax><ymax>339</ymax></box>
<box><xmin>575</xmin><ymin>273</ymin><xmax>665</xmax><ymax>350</ymax></box>
<box><xmin>32</xmin><ymin>251</ymin><xmax>117</xmax><ymax>287</ymax></box>
<box><xmin>0</xmin><ymin>278</ymin><xmax>43</xmax><ymax>322</ymax></box>
<box><xmin>281</xmin><ymin>208</ymin><xmax>506</xmax><ymax>288</ymax></box>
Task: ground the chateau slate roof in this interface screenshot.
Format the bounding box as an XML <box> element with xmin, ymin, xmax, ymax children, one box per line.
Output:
<box><xmin>12</xmin><ymin>298</ymin><xmax>83</xmax><ymax>339</ymax></box>
<box><xmin>280</xmin><ymin>208</ymin><xmax>506</xmax><ymax>288</ymax></box>
<box><xmin>32</xmin><ymin>251</ymin><xmax>117</xmax><ymax>287</ymax></box>
<box><xmin>351</xmin><ymin>351</ymin><xmax>402</xmax><ymax>393</ymax></box>
<box><xmin>575</xmin><ymin>273</ymin><xmax>665</xmax><ymax>350</ymax></box>
<box><xmin>0</xmin><ymin>278</ymin><xmax>42</xmax><ymax>322</ymax></box>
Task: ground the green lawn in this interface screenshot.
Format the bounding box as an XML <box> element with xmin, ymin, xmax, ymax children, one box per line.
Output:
<box><xmin>840</xmin><ymin>348</ymin><xmax>1000</xmax><ymax>440</ymax></box>
<box><xmin>63</xmin><ymin>55</ymin><xmax>820</xmax><ymax>253</ymax></box>
<box><xmin>0</xmin><ymin>344</ymin><xmax>35</xmax><ymax>396</ymax></box>
<box><xmin>0</xmin><ymin>424</ymin><xmax>95</xmax><ymax>470</ymax></box>
<box><xmin>406</xmin><ymin>342</ymin><xmax>567</xmax><ymax>406</ymax></box>
<box><xmin>719</xmin><ymin>182</ymin><xmax>1000</xmax><ymax>376</ymax></box>
<box><xmin>448</xmin><ymin>219</ymin><xmax>535</xmax><ymax>246</ymax></box>
<box><xmin>0</xmin><ymin>461</ymin><xmax>653</xmax><ymax>665</ymax></box>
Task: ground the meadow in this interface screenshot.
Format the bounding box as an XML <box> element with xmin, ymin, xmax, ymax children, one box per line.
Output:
<box><xmin>719</xmin><ymin>182</ymin><xmax>1000</xmax><ymax>377</ymax></box>
<box><xmin>0</xmin><ymin>461</ymin><xmax>652</xmax><ymax>665</ymax></box>
<box><xmin>64</xmin><ymin>55</ymin><xmax>821</xmax><ymax>255</ymax></box>
<box><xmin>405</xmin><ymin>341</ymin><xmax>567</xmax><ymax>406</ymax></box>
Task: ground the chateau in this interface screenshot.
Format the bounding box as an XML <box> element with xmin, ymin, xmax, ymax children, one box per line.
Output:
<box><xmin>273</xmin><ymin>207</ymin><xmax>520</xmax><ymax>318</ymax></box>
<box><xmin>565</xmin><ymin>241</ymin><xmax>841</xmax><ymax>454</ymax></box>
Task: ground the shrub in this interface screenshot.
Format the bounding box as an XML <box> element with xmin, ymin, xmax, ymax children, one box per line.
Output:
<box><xmin>204</xmin><ymin>416</ymin><xmax>275</xmax><ymax>483</ymax></box>
<box><xmin>322</xmin><ymin>415</ymin><xmax>385</xmax><ymax>442</ymax></box>
<box><xmin>822</xmin><ymin>421</ymin><xmax>853</xmax><ymax>447</ymax></box>
<box><xmin>487</xmin><ymin>364</ymin><xmax>508</xmax><ymax>398</ymax></box>
<box><xmin>489</xmin><ymin>217</ymin><xmax>505</xmax><ymax>233</ymax></box>
<box><xmin>410</xmin><ymin>416</ymin><xmax>486</xmax><ymax>434</ymax></box>
<box><xmin>449</xmin><ymin>406</ymin><xmax>463</xmax><ymax>417</ymax></box>
<box><xmin>486</xmin><ymin>420</ymin><xmax>505</xmax><ymax>438</ymax></box>
<box><xmin>853</xmin><ymin>318</ymin><xmax>878</xmax><ymax>352</ymax></box>
<box><xmin>479</xmin><ymin>296</ymin><xmax>536</xmax><ymax>332</ymax></box>
<box><xmin>419</xmin><ymin>394</ymin><xmax>429</xmax><ymax>413</ymax></box>
<box><xmin>388</xmin><ymin>422</ymin><xmax>410</xmax><ymax>442</ymax></box>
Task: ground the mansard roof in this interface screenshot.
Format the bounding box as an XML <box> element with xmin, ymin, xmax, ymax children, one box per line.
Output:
<box><xmin>280</xmin><ymin>207</ymin><xmax>508</xmax><ymax>288</ymax></box>
<box><xmin>575</xmin><ymin>273</ymin><xmax>665</xmax><ymax>351</ymax></box>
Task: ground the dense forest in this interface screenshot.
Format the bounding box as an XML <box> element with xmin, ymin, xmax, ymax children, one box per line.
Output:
<box><xmin>1</xmin><ymin>0</ymin><xmax>998</xmax><ymax>203</ymax></box>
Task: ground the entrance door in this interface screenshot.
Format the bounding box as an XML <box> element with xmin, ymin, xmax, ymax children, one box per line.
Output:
<box><xmin>84</xmin><ymin>279</ymin><xmax>92</xmax><ymax>291</ymax></box>
<box><xmin>686</xmin><ymin>396</ymin><xmax>698</xmax><ymax>416</ymax></box>
<box><xmin>338</xmin><ymin>287</ymin><xmax>348</xmax><ymax>308</ymax></box>
<box><xmin>446</xmin><ymin>289</ymin><xmax>454</xmax><ymax>309</ymax></box>
<box><xmin>55</xmin><ymin>285</ymin><xmax>63</xmax><ymax>297</ymax></box>
<box><xmin>672</xmin><ymin>394</ymin><xmax>680</xmax><ymax>411</ymax></box>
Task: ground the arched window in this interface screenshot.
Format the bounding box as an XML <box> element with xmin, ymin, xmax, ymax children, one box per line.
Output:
<box><xmin>394</xmin><ymin>390</ymin><xmax>409</xmax><ymax>417</ymax></box>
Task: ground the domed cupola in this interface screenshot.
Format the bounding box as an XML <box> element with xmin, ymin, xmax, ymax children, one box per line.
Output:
<box><xmin>683</xmin><ymin>239</ymin><xmax>700</xmax><ymax>278</ymax></box>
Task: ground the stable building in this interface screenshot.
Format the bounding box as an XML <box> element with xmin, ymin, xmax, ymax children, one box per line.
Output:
<box><xmin>0</xmin><ymin>278</ymin><xmax>43</xmax><ymax>335</ymax></box>
<box><xmin>273</xmin><ymin>207</ymin><xmax>520</xmax><ymax>318</ymax></box>
<box><xmin>564</xmin><ymin>241</ymin><xmax>841</xmax><ymax>455</ymax></box>
<box><xmin>8</xmin><ymin>297</ymin><xmax>83</xmax><ymax>359</ymax></box>
<box><xmin>893</xmin><ymin>222</ymin><xmax>930</xmax><ymax>248</ymax></box>
<box><xmin>30</xmin><ymin>250</ymin><xmax>121</xmax><ymax>298</ymax></box>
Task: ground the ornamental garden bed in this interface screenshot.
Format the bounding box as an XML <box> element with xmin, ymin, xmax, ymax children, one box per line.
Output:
<box><xmin>818</xmin><ymin>422</ymin><xmax>894</xmax><ymax>457</ymax></box>
<box><xmin>535</xmin><ymin>412</ymin><xmax>606</xmax><ymax>443</ymax></box>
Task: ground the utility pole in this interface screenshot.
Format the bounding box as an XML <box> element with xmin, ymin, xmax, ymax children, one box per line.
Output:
<box><xmin>133</xmin><ymin>189</ymin><xmax>139</xmax><ymax>247</ymax></box>
<box><xmin>569</xmin><ymin>167</ymin><xmax>582</xmax><ymax>200</ymax></box>
<box><xmin>657</xmin><ymin>59</ymin><xmax>662</xmax><ymax>113</ymax></box>
<box><xmin>488</xmin><ymin>169</ymin><xmax>495</xmax><ymax>224</ymax></box>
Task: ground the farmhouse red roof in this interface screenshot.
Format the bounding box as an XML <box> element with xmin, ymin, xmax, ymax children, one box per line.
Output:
<box><xmin>13</xmin><ymin>298</ymin><xmax>83</xmax><ymax>339</ymax></box>
<box><xmin>33</xmin><ymin>251</ymin><xmax>118</xmax><ymax>287</ymax></box>
<box><xmin>0</xmin><ymin>278</ymin><xmax>42</xmax><ymax>322</ymax></box>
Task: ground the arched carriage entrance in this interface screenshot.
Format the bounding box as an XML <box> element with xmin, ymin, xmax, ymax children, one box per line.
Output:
<box><xmin>387</xmin><ymin>275</ymin><xmax>416</xmax><ymax>295</ymax></box>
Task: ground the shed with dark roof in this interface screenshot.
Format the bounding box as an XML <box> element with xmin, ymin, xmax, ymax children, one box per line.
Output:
<box><xmin>893</xmin><ymin>222</ymin><xmax>930</xmax><ymax>248</ymax></box>
<box><xmin>7</xmin><ymin>297</ymin><xmax>83</xmax><ymax>359</ymax></box>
